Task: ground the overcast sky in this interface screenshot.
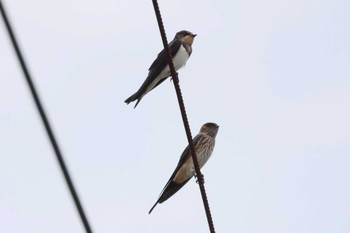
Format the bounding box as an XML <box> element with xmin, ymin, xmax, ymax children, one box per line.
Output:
<box><xmin>1</xmin><ymin>0</ymin><xmax>350</xmax><ymax>232</ymax></box>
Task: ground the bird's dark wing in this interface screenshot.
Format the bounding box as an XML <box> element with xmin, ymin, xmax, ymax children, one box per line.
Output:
<box><xmin>157</xmin><ymin>134</ymin><xmax>202</xmax><ymax>199</ymax></box>
<box><xmin>129</xmin><ymin>39</ymin><xmax>182</xmax><ymax>105</ymax></box>
<box><xmin>148</xmin><ymin>134</ymin><xmax>202</xmax><ymax>214</ymax></box>
<box><xmin>148</xmin><ymin>39</ymin><xmax>182</xmax><ymax>72</ymax></box>
<box><xmin>170</xmin><ymin>134</ymin><xmax>202</xmax><ymax>178</ymax></box>
<box><xmin>145</xmin><ymin>40</ymin><xmax>181</xmax><ymax>92</ymax></box>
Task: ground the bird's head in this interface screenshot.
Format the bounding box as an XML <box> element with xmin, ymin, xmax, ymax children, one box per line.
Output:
<box><xmin>200</xmin><ymin>122</ymin><xmax>219</xmax><ymax>137</ymax></box>
<box><xmin>175</xmin><ymin>30</ymin><xmax>197</xmax><ymax>46</ymax></box>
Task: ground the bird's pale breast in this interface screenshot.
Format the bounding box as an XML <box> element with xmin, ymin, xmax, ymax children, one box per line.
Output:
<box><xmin>172</xmin><ymin>135</ymin><xmax>215</xmax><ymax>184</ymax></box>
<box><xmin>144</xmin><ymin>45</ymin><xmax>189</xmax><ymax>96</ymax></box>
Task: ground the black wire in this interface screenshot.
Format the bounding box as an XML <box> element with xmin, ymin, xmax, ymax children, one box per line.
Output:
<box><xmin>0</xmin><ymin>2</ymin><xmax>93</xmax><ymax>232</ymax></box>
<box><xmin>151</xmin><ymin>1</ymin><xmax>216</xmax><ymax>232</ymax></box>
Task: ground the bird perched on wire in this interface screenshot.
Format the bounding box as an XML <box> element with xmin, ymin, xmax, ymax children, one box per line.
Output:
<box><xmin>149</xmin><ymin>122</ymin><xmax>219</xmax><ymax>214</ymax></box>
<box><xmin>124</xmin><ymin>30</ymin><xmax>197</xmax><ymax>108</ymax></box>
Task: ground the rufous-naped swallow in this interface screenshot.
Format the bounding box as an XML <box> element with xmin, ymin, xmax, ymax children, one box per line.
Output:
<box><xmin>125</xmin><ymin>30</ymin><xmax>196</xmax><ymax>108</ymax></box>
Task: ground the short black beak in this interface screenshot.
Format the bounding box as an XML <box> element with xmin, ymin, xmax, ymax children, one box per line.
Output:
<box><xmin>193</xmin><ymin>34</ymin><xmax>197</xmax><ymax>37</ymax></box>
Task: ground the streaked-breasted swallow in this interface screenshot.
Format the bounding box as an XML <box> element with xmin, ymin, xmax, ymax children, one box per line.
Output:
<box><xmin>149</xmin><ymin>122</ymin><xmax>219</xmax><ymax>214</ymax></box>
<box><xmin>125</xmin><ymin>30</ymin><xmax>197</xmax><ymax>108</ymax></box>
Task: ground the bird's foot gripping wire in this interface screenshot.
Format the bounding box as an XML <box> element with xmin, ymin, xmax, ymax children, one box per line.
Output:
<box><xmin>194</xmin><ymin>173</ymin><xmax>204</xmax><ymax>184</ymax></box>
<box><xmin>170</xmin><ymin>72</ymin><xmax>179</xmax><ymax>82</ymax></box>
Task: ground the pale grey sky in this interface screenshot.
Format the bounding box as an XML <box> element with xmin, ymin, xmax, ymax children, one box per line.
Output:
<box><xmin>1</xmin><ymin>0</ymin><xmax>350</xmax><ymax>232</ymax></box>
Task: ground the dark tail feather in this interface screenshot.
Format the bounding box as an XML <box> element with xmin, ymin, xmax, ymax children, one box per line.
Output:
<box><xmin>149</xmin><ymin>201</ymin><xmax>158</xmax><ymax>214</ymax></box>
<box><xmin>124</xmin><ymin>92</ymin><xmax>142</xmax><ymax>108</ymax></box>
<box><xmin>148</xmin><ymin>179</ymin><xmax>191</xmax><ymax>214</ymax></box>
<box><xmin>158</xmin><ymin>179</ymin><xmax>190</xmax><ymax>204</ymax></box>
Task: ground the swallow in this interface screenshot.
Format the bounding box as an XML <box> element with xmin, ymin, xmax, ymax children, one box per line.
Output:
<box><xmin>125</xmin><ymin>30</ymin><xmax>197</xmax><ymax>108</ymax></box>
<box><xmin>149</xmin><ymin>122</ymin><xmax>219</xmax><ymax>214</ymax></box>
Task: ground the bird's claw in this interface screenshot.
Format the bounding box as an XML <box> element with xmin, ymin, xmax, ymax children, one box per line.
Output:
<box><xmin>170</xmin><ymin>72</ymin><xmax>178</xmax><ymax>82</ymax></box>
<box><xmin>194</xmin><ymin>173</ymin><xmax>204</xmax><ymax>184</ymax></box>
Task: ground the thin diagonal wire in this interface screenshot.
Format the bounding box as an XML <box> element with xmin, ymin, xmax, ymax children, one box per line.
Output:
<box><xmin>151</xmin><ymin>1</ymin><xmax>215</xmax><ymax>232</ymax></box>
<box><xmin>0</xmin><ymin>2</ymin><xmax>92</xmax><ymax>233</ymax></box>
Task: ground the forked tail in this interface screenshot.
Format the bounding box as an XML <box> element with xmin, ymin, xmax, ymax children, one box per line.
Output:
<box><xmin>124</xmin><ymin>92</ymin><xmax>142</xmax><ymax>108</ymax></box>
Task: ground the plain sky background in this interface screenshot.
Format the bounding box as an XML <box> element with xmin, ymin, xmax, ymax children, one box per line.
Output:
<box><xmin>1</xmin><ymin>0</ymin><xmax>350</xmax><ymax>232</ymax></box>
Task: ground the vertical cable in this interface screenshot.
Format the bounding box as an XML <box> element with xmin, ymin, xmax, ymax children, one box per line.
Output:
<box><xmin>0</xmin><ymin>2</ymin><xmax>93</xmax><ymax>232</ymax></box>
<box><xmin>151</xmin><ymin>1</ymin><xmax>216</xmax><ymax>232</ymax></box>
